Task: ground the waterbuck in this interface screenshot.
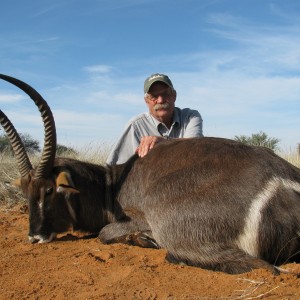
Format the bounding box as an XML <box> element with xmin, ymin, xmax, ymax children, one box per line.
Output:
<box><xmin>1</xmin><ymin>73</ymin><xmax>300</xmax><ymax>274</ymax></box>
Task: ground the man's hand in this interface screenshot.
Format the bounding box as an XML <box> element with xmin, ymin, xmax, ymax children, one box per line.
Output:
<box><xmin>136</xmin><ymin>136</ymin><xmax>167</xmax><ymax>158</ymax></box>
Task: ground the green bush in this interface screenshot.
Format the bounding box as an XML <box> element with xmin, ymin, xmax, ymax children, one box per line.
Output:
<box><xmin>234</xmin><ymin>131</ymin><xmax>280</xmax><ymax>150</ymax></box>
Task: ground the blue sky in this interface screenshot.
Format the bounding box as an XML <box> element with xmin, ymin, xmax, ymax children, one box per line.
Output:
<box><xmin>0</xmin><ymin>0</ymin><xmax>299</xmax><ymax>152</ymax></box>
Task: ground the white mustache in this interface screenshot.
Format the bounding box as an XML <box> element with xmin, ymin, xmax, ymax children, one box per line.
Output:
<box><xmin>154</xmin><ymin>103</ymin><xmax>170</xmax><ymax>111</ymax></box>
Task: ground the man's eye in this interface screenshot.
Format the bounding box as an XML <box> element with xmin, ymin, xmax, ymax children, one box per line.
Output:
<box><xmin>150</xmin><ymin>91</ymin><xmax>171</xmax><ymax>99</ymax></box>
<box><xmin>45</xmin><ymin>187</ymin><xmax>53</xmax><ymax>196</ymax></box>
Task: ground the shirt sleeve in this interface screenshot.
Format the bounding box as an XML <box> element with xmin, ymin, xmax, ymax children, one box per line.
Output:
<box><xmin>106</xmin><ymin>123</ymin><xmax>140</xmax><ymax>165</ymax></box>
<box><xmin>183</xmin><ymin>110</ymin><xmax>204</xmax><ymax>138</ymax></box>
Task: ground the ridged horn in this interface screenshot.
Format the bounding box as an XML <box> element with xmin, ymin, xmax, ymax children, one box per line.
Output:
<box><xmin>0</xmin><ymin>110</ymin><xmax>33</xmax><ymax>177</ymax></box>
<box><xmin>0</xmin><ymin>74</ymin><xmax>56</xmax><ymax>179</ymax></box>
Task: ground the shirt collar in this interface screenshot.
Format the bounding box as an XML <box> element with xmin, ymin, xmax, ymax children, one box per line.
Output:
<box><xmin>149</xmin><ymin>107</ymin><xmax>180</xmax><ymax>129</ymax></box>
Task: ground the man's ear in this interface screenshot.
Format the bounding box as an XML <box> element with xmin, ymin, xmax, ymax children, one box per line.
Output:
<box><xmin>144</xmin><ymin>94</ymin><xmax>149</xmax><ymax>104</ymax></box>
<box><xmin>56</xmin><ymin>171</ymin><xmax>80</xmax><ymax>194</ymax></box>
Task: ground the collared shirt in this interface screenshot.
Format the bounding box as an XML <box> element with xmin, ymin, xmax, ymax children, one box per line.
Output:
<box><xmin>106</xmin><ymin>107</ymin><xmax>203</xmax><ymax>165</ymax></box>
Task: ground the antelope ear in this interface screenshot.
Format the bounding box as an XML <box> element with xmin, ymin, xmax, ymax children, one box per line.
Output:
<box><xmin>56</xmin><ymin>185</ymin><xmax>80</xmax><ymax>194</ymax></box>
<box><xmin>7</xmin><ymin>173</ymin><xmax>31</xmax><ymax>190</ymax></box>
<box><xmin>11</xmin><ymin>178</ymin><xmax>22</xmax><ymax>188</ymax></box>
<box><xmin>56</xmin><ymin>171</ymin><xmax>80</xmax><ymax>194</ymax></box>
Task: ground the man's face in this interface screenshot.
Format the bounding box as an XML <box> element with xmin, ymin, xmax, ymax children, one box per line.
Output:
<box><xmin>145</xmin><ymin>82</ymin><xmax>176</xmax><ymax>125</ymax></box>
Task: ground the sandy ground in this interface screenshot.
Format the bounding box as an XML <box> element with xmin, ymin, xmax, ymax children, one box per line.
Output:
<box><xmin>1</xmin><ymin>205</ymin><xmax>300</xmax><ymax>300</ymax></box>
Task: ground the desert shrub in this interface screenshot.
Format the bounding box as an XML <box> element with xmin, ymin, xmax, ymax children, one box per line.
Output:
<box><xmin>0</xmin><ymin>133</ymin><xmax>40</xmax><ymax>154</ymax></box>
<box><xmin>56</xmin><ymin>144</ymin><xmax>77</xmax><ymax>156</ymax></box>
<box><xmin>234</xmin><ymin>131</ymin><xmax>280</xmax><ymax>150</ymax></box>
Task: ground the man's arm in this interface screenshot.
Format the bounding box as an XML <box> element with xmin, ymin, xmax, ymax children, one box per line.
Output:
<box><xmin>136</xmin><ymin>110</ymin><xmax>203</xmax><ymax>158</ymax></box>
<box><xmin>183</xmin><ymin>110</ymin><xmax>203</xmax><ymax>138</ymax></box>
<box><xmin>107</xmin><ymin>110</ymin><xmax>203</xmax><ymax>163</ymax></box>
<box><xmin>136</xmin><ymin>136</ymin><xmax>166</xmax><ymax>158</ymax></box>
<box><xmin>106</xmin><ymin>125</ymin><xmax>140</xmax><ymax>165</ymax></box>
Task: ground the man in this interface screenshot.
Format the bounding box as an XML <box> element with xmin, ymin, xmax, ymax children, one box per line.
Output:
<box><xmin>106</xmin><ymin>73</ymin><xmax>203</xmax><ymax>165</ymax></box>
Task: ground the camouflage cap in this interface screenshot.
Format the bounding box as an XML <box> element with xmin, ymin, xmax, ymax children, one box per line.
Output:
<box><xmin>144</xmin><ymin>73</ymin><xmax>173</xmax><ymax>93</ymax></box>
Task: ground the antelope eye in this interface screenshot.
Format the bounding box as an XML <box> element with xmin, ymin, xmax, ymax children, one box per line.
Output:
<box><xmin>45</xmin><ymin>187</ymin><xmax>53</xmax><ymax>196</ymax></box>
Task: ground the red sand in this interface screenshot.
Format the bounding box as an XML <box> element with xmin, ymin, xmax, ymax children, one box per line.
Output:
<box><xmin>1</xmin><ymin>205</ymin><xmax>300</xmax><ymax>299</ymax></box>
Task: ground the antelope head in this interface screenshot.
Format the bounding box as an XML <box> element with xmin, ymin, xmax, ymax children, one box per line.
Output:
<box><xmin>0</xmin><ymin>74</ymin><xmax>76</xmax><ymax>243</ymax></box>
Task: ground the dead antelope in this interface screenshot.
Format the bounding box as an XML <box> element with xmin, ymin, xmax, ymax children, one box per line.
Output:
<box><xmin>1</xmin><ymin>73</ymin><xmax>300</xmax><ymax>274</ymax></box>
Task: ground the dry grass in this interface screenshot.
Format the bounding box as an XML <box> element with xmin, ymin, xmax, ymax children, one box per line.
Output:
<box><xmin>279</xmin><ymin>151</ymin><xmax>300</xmax><ymax>168</ymax></box>
<box><xmin>0</xmin><ymin>155</ymin><xmax>26</xmax><ymax>207</ymax></box>
<box><xmin>72</xmin><ymin>141</ymin><xmax>112</xmax><ymax>164</ymax></box>
<box><xmin>232</xmin><ymin>279</ymin><xmax>280</xmax><ymax>299</ymax></box>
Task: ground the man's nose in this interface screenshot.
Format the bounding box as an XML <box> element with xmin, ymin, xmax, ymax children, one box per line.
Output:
<box><xmin>156</xmin><ymin>95</ymin><xmax>165</xmax><ymax>103</ymax></box>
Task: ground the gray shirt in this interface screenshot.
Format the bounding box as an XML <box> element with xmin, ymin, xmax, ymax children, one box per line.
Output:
<box><xmin>106</xmin><ymin>107</ymin><xmax>203</xmax><ymax>165</ymax></box>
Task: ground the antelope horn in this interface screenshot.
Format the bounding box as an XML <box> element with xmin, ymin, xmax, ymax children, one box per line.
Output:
<box><xmin>0</xmin><ymin>74</ymin><xmax>56</xmax><ymax>179</ymax></box>
<box><xmin>0</xmin><ymin>110</ymin><xmax>33</xmax><ymax>177</ymax></box>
